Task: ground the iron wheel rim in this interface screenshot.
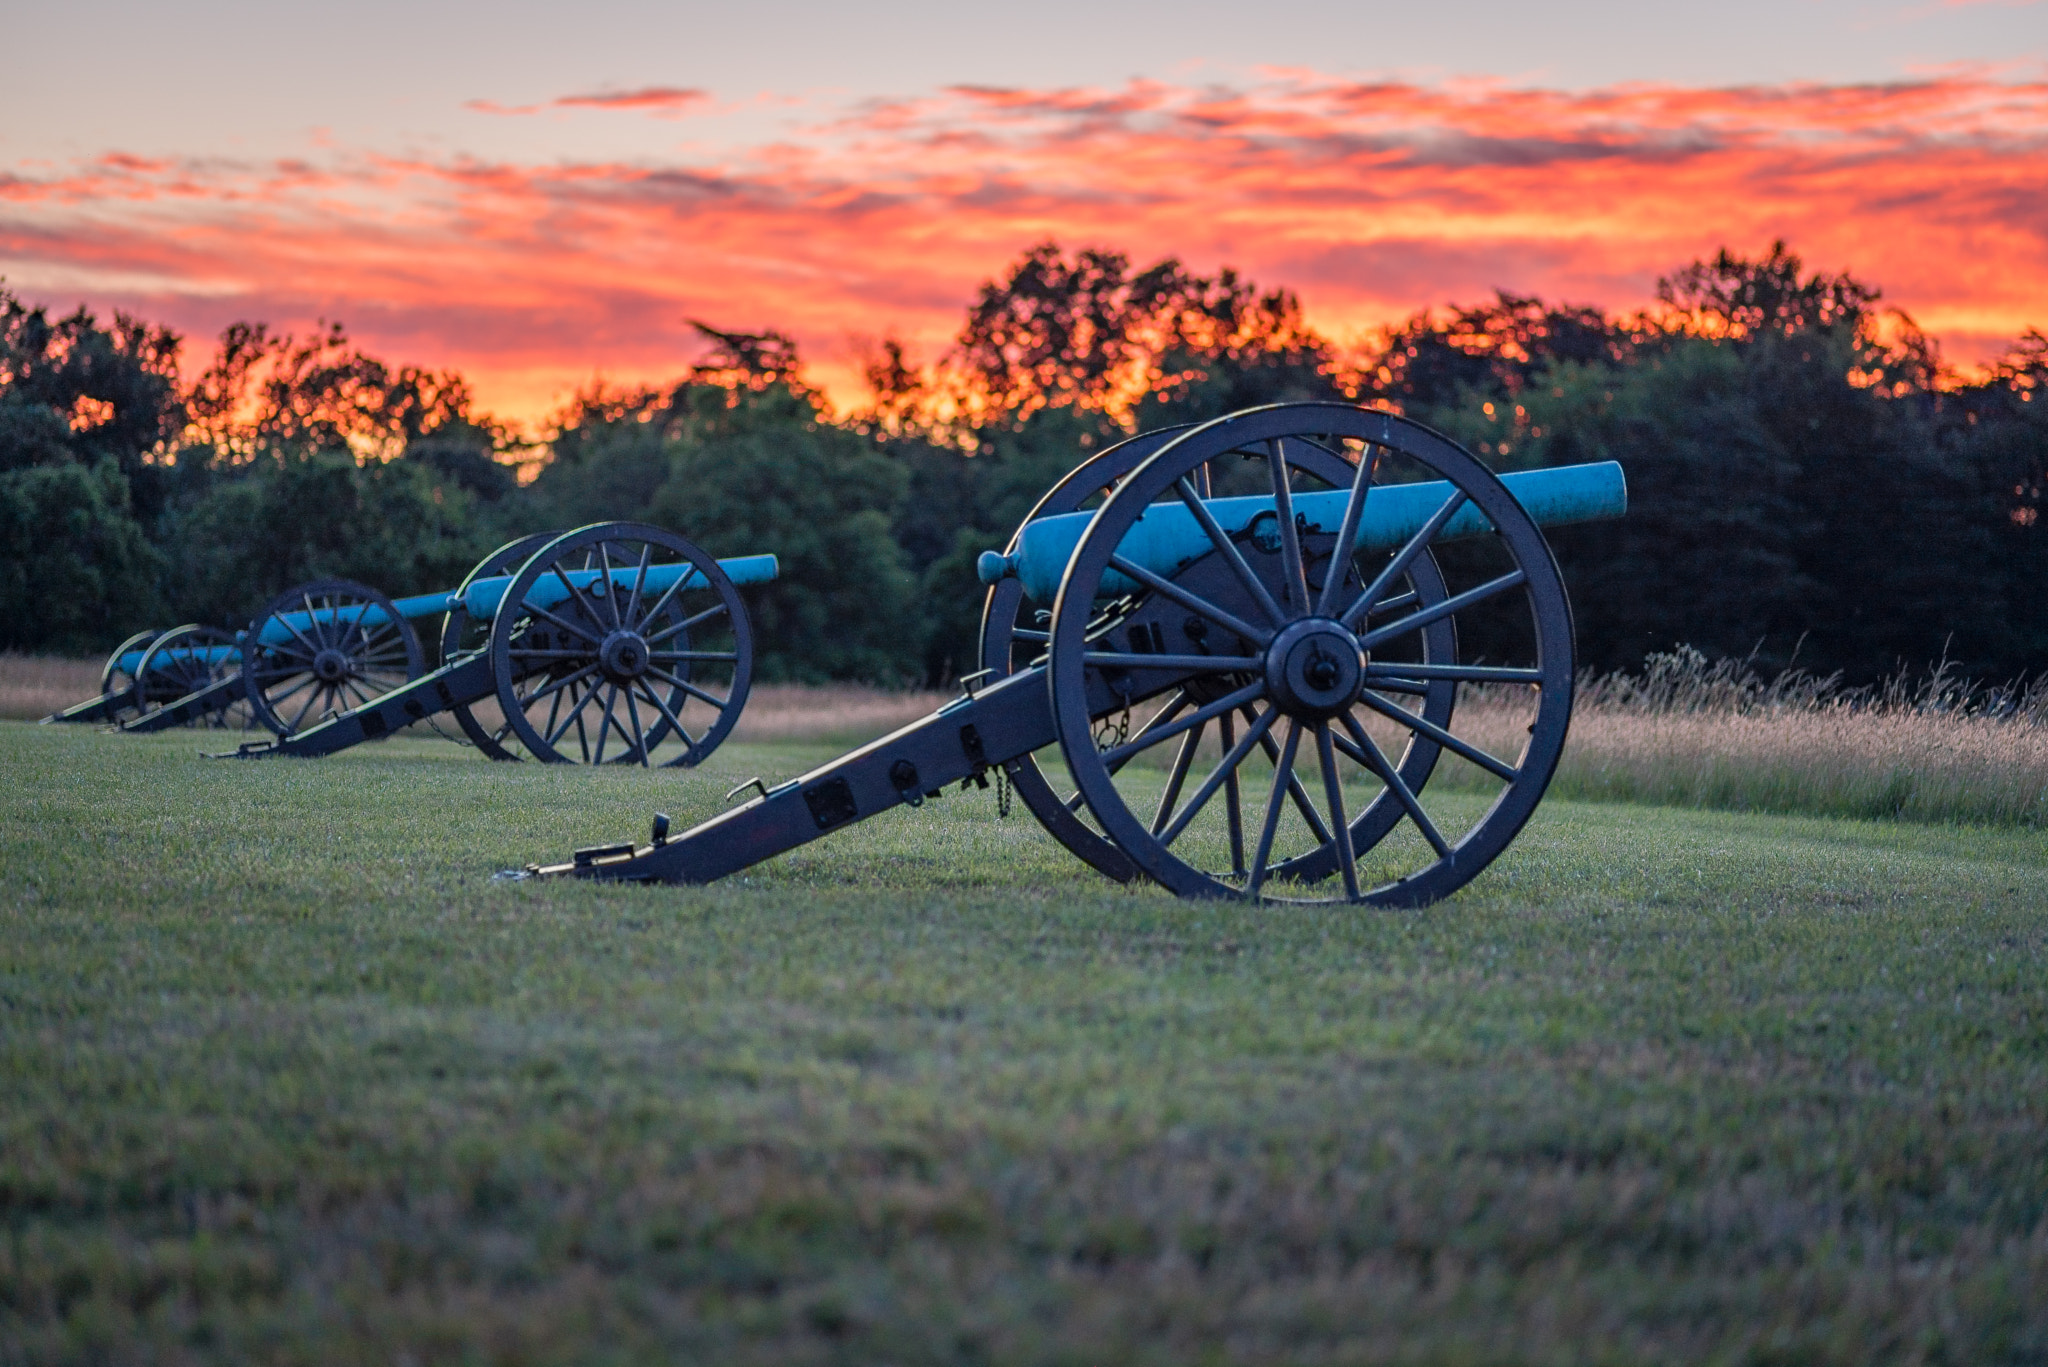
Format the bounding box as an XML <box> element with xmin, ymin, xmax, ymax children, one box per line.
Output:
<box><xmin>1046</xmin><ymin>403</ymin><xmax>1575</xmax><ymax>908</ymax></box>
<box><xmin>242</xmin><ymin>578</ymin><xmax>426</xmax><ymax>737</ymax></box>
<box><xmin>486</xmin><ymin>522</ymin><xmax>753</xmax><ymax>768</ymax></box>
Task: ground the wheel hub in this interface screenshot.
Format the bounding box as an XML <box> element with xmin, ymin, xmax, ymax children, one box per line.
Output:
<box><xmin>598</xmin><ymin>630</ymin><xmax>651</xmax><ymax>684</ymax></box>
<box><xmin>1263</xmin><ymin>618</ymin><xmax>1365</xmax><ymax>720</ymax></box>
<box><xmin>312</xmin><ymin>648</ymin><xmax>351</xmax><ymax>684</ymax></box>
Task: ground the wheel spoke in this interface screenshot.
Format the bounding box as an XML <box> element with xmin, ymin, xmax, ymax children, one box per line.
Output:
<box><xmin>1339</xmin><ymin>712</ymin><xmax>1452</xmax><ymax>858</ymax></box>
<box><xmin>278</xmin><ymin>603</ymin><xmax>322</xmax><ymax>659</ymax></box>
<box><xmin>301</xmin><ymin>594</ymin><xmax>330</xmax><ymax>650</ymax></box>
<box><xmin>1098</xmin><ymin>680</ymin><xmax>1263</xmax><ymax>769</ymax></box>
<box><xmin>1218</xmin><ymin>710</ymin><xmax>1246</xmax><ymax>874</ymax></box>
<box><xmin>1244</xmin><ymin>705</ymin><xmax>1333</xmax><ymax>845</ymax></box>
<box><xmin>1245</xmin><ymin>719</ymin><xmax>1303</xmax><ymax>897</ymax></box>
<box><xmin>1267</xmin><ymin>440</ymin><xmax>1312</xmax><ymax>613</ymax></box>
<box><xmin>1356</xmin><ymin>676</ymin><xmax>1432</xmax><ymax>696</ymax></box>
<box><xmin>1064</xmin><ymin>691</ymin><xmax>1192</xmax><ymax>811</ymax></box>
<box><xmin>549</xmin><ymin>563</ymin><xmax>590</xmax><ymax>630</ymax></box>
<box><xmin>635</xmin><ymin>569</ymin><xmax>710</xmax><ymax>643</ymax></box>
<box><xmin>287</xmin><ymin>685</ymin><xmax>320</xmax><ymax>735</ymax></box>
<box><xmin>1158</xmin><ymin>704</ymin><xmax>1278</xmax><ymax>848</ymax></box>
<box><xmin>521</xmin><ymin>663</ymin><xmax>600</xmax><ymax>709</ymax></box>
<box><xmin>647</xmin><ymin>666</ymin><xmax>728</xmax><ymax>711</ymax></box>
<box><xmin>646</xmin><ymin>650</ymin><xmax>738</xmax><ymax>663</ymax></box>
<box><xmin>1353</xmin><ymin>691</ymin><xmax>1521</xmax><ymax>782</ymax></box>
<box><xmin>592</xmin><ymin>684</ymin><xmax>621</xmax><ymax>764</ymax></box>
<box><xmin>538</xmin><ymin>677</ymin><xmax>565</xmax><ymax>745</ymax></box>
<box><xmin>1340</xmin><ymin>490</ymin><xmax>1468</xmax><ymax>630</ymax></box>
<box><xmin>1363</xmin><ymin>663</ymin><xmax>1543</xmax><ymax>684</ymax></box>
<box><xmin>1082</xmin><ymin>651</ymin><xmax>1261</xmax><ymax>674</ymax></box>
<box><xmin>1315</xmin><ymin>723</ymin><xmax>1360</xmax><ymax>899</ymax></box>
<box><xmin>520</xmin><ymin>600</ymin><xmax>603</xmax><ymax>647</ymax></box>
<box><xmin>622</xmin><ymin>684</ymin><xmax>651</xmax><ymax>765</ymax></box>
<box><xmin>595</xmin><ymin>541</ymin><xmax>623</xmax><ymax>629</ymax></box>
<box><xmin>1150</xmin><ymin>721</ymin><xmax>1206</xmax><ymax>835</ymax></box>
<box><xmin>546</xmin><ymin>677</ymin><xmax>603</xmax><ymax>748</ymax></box>
<box><xmin>344</xmin><ymin>593</ymin><xmax>377</xmax><ymax>648</ymax></box>
<box><xmin>623</xmin><ymin>544</ymin><xmax>654</xmax><ymax>628</ymax></box>
<box><xmin>263</xmin><ymin>675</ymin><xmax>316</xmax><ymax>708</ymax></box>
<box><xmin>1316</xmin><ymin>441</ymin><xmax>1382</xmax><ymax>616</ymax></box>
<box><xmin>1175</xmin><ymin>475</ymin><xmax>1286</xmax><ymax>626</ymax></box>
<box><xmin>635</xmin><ymin>681</ymin><xmax>699</xmax><ymax>753</ymax></box>
<box><xmin>1107</xmin><ymin>553</ymin><xmax>1270</xmax><ymax>648</ymax></box>
<box><xmin>1358</xmin><ymin>570</ymin><xmax>1528</xmax><ymax>652</ymax></box>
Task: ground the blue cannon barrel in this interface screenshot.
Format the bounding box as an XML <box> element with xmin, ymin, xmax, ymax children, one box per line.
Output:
<box><xmin>977</xmin><ymin>461</ymin><xmax>1626</xmax><ymax>602</ymax></box>
<box><xmin>110</xmin><ymin>554</ymin><xmax>781</xmax><ymax>672</ymax></box>
<box><xmin>452</xmin><ymin>554</ymin><xmax>780</xmax><ymax>622</ymax></box>
<box><xmin>113</xmin><ymin>644</ymin><xmax>239</xmax><ymax>676</ymax></box>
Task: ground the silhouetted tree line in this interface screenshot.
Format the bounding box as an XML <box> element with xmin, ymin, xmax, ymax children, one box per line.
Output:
<box><xmin>3</xmin><ymin>240</ymin><xmax>2043</xmax><ymax>685</ymax></box>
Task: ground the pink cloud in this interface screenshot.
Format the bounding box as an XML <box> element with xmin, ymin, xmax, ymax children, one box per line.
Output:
<box><xmin>465</xmin><ymin>86</ymin><xmax>711</xmax><ymax>119</ymax></box>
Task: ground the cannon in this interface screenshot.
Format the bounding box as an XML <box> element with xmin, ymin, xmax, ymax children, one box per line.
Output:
<box><xmin>43</xmin><ymin>577</ymin><xmax>431</xmax><ymax>735</ymax></box>
<box><xmin>520</xmin><ymin>403</ymin><xmax>1626</xmax><ymax>907</ymax></box>
<box><xmin>225</xmin><ymin>522</ymin><xmax>774</xmax><ymax>766</ymax></box>
<box><xmin>111</xmin><ymin>577</ymin><xmax>434</xmax><ymax>735</ymax></box>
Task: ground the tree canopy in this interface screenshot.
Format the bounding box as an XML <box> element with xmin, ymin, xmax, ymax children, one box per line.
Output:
<box><xmin>1</xmin><ymin>243</ymin><xmax>2042</xmax><ymax>687</ymax></box>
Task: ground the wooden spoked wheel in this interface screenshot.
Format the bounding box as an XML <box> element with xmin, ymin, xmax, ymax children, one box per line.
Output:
<box><xmin>441</xmin><ymin>532</ymin><xmax>558</xmax><ymax>760</ymax></box>
<box><xmin>242</xmin><ymin>578</ymin><xmax>426</xmax><ymax>737</ymax></box>
<box><xmin>981</xmin><ymin>424</ymin><xmax>1461</xmax><ymax>885</ymax></box>
<box><xmin>486</xmin><ymin>523</ymin><xmax>753</xmax><ymax>767</ymax></box>
<box><xmin>131</xmin><ymin>624</ymin><xmax>252</xmax><ymax>729</ymax></box>
<box><xmin>1046</xmin><ymin>403</ymin><xmax>1575</xmax><ymax>907</ymax></box>
<box><xmin>95</xmin><ymin>629</ymin><xmax>161</xmax><ymax>724</ymax></box>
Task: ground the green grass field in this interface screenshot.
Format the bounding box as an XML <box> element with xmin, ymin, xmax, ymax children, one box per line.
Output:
<box><xmin>4</xmin><ymin>720</ymin><xmax>2046</xmax><ymax>1364</ymax></box>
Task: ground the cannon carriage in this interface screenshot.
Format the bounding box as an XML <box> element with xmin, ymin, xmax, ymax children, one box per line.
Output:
<box><xmin>46</xmin><ymin>525</ymin><xmax>776</xmax><ymax>770</ymax></box>
<box><xmin>44</xmin><ymin>577</ymin><xmax>431</xmax><ymax>736</ymax></box>
<box><xmin>524</xmin><ymin>403</ymin><xmax>1626</xmax><ymax>907</ymax></box>
<box><xmin>224</xmin><ymin>522</ymin><xmax>772</xmax><ymax>767</ymax></box>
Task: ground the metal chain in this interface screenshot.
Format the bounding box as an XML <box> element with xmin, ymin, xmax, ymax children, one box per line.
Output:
<box><xmin>1094</xmin><ymin>702</ymin><xmax>1130</xmax><ymax>752</ymax></box>
<box><xmin>995</xmin><ymin>765</ymin><xmax>1011</xmax><ymax>819</ymax></box>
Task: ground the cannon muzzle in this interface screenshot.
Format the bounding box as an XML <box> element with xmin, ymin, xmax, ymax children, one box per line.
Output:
<box><xmin>977</xmin><ymin>461</ymin><xmax>1625</xmax><ymax>601</ymax></box>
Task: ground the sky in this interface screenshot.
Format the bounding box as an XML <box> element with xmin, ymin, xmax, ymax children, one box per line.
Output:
<box><xmin>4</xmin><ymin>0</ymin><xmax>2046</xmax><ymax>425</ymax></box>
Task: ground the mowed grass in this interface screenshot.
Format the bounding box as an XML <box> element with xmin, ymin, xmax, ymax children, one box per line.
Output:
<box><xmin>3</xmin><ymin>722</ymin><xmax>2047</xmax><ymax>1364</ymax></box>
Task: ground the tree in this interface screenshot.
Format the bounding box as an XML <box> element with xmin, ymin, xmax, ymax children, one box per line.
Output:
<box><xmin>0</xmin><ymin>288</ymin><xmax>185</xmax><ymax>520</ymax></box>
<box><xmin>0</xmin><ymin>458</ymin><xmax>163</xmax><ymax>653</ymax></box>
<box><xmin>1361</xmin><ymin>291</ymin><xmax>1631</xmax><ymax>414</ymax></box>
<box><xmin>183</xmin><ymin>320</ymin><xmax>483</xmax><ymax>463</ymax></box>
<box><xmin>940</xmin><ymin>242</ymin><xmax>1346</xmax><ymax>429</ymax></box>
<box><xmin>155</xmin><ymin>447</ymin><xmax>488</xmax><ymax>630</ymax></box>
<box><xmin>535</xmin><ymin>325</ymin><xmax>918</xmax><ymax>681</ymax></box>
<box><xmin>648</xmin><ymin>381</ymin><xmax>916</xmax><ymax>683</ymax></box>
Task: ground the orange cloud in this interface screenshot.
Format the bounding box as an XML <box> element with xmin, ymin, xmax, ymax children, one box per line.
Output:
<box><xmin>4</xmin><ymin>73</ymin><xmax>2044</xmax><ymax>426</ymax></box>
<box><xmin>465</xmin><ymin>86</ymin><xmax>711</xmax><ymax>118</ymax></box>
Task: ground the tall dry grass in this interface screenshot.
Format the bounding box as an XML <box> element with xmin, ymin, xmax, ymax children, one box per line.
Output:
<box><xmin>8</xmin><ymin>646</ymin><xmax>2044</xmax><ymax>826</ymax></box>
<box><xmin>0</xmin><ymin>653</ymin><xmax>101</xmax><ymax>720</ymax></box>
<box><xmin>1447</xmin><ymin>647</ymin><xmax>2048</xmax><ymax>827</ymax></box>
<box><xmin>729</xmin><ymin>683</ymin><xmax>951</xmax><ymax>744</ymax></box>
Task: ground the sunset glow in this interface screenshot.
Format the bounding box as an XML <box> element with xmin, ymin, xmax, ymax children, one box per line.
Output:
<box><xmin>5</xmin><ymin>72</ymin><xmax>2045</xmax><ymax>426</ymax></box>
